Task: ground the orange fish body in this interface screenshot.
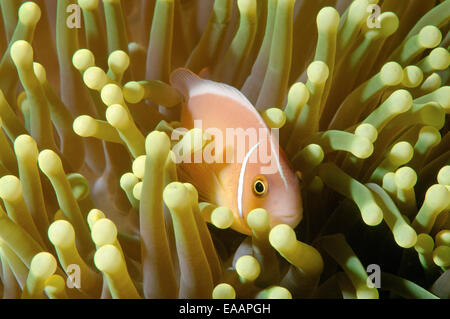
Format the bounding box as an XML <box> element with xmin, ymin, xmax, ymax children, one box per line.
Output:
<box><xmin>170</xmin><ymin>69</ymin><xmax>302</xmax><ymax>235</ymax></box>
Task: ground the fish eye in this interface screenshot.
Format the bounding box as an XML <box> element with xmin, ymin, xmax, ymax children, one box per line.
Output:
<box><xmin>253</xmin><ymin>177</ymin><xmax>267</xmax><ymax>196</ymax></box>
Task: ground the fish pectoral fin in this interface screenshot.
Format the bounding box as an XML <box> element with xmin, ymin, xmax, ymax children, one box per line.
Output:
<box><xmin>176</xmin><ymin>163</ymin><xmax>221</xmax><ymax>205</ymax></box>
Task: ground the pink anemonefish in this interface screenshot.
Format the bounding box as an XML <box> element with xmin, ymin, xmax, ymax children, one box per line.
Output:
<box><xmin>170</xmin><ymin>68</ymin><xmax>302</xmax><ymax>235</ymax></box>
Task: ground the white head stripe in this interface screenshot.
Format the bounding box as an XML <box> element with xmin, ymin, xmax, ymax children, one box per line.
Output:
<box><xmin>237</xmin><ymin>142</ymin><xmax>261</xmax><ymax>220</ymax></box>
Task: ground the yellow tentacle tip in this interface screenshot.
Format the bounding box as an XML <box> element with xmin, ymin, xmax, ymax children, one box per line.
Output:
<box><xmin>91</xmin><ymin>218</ymin><xmax>118</xmax><ymax>247</ymax></box>
<box><xmin>361</xmin><ymin>203</ymin><xmax>383</xmax><ymax>226</ymax></box>
<box><xmin>419</xmin><ymin>25</ymin><xmax>442</xmax><ymax>49</ymax></box>
<box><xmin>347</xmin><ymin>0</ymin><xmax>369</xmax><ymax>23</ymax></box>
<box><xmin>120</xmin><ymin>173</ymin><xmax>140</xmax><ymax>190</ymax></box>
<box><xmin>73</xmin><ymin>49</ymin><xmax>95</xmax><ymax>72</ymax></box>
<box><xmin>84</xmin><ymin>66</ymin><xmax>108</xmax><ymax>91</ymax></box>
<box><xmin>418</xmin><ymin>126</ymin><xmax>441</xmax><ymax>147</ymax></box>
<box><xmin>44</xmin><ymin>274</ymin><xmax>68</xmax><ymax>298</ymax></box>
<box><xmin>389</xmin><ymin>90</ymin><xmax>413</xmax><ymax>113</ymax></box>
<box><xmin>48</xmin><ymin>220</ymin><xmax>76</xmax><ymax>249</ymax></box>
<box><xmin>295</xmin><ymin>144</ymin><xmax>325</xmax><ymax>167</ymax></box>
<box><xmin>428</xmin><ymin>47</ymin><xmax>450</xmax><ymax>71</ymax></box>
<box><xmin>378</xmin><ymin>12</ymin><xmax>399</xmax><ymax>38</ymax></box>
<box><xmin>212</xmin><ymin>283</ymin><xmax>236</xmax><ymax>299</ymax></box>
<box><xmin>262</xmin><ymin>108</ymin><xmax>286</xmax><ymax>129</ymax></box>
<box><xmin>163</xmin><ymin>182</ymin><xmax>190</xmax><ymax>211</ymax></box>
<box><xmin>389</xmin><ymin>141</ymin><xmax>414</xmax><ymax>166</ymax></box>
<box><xmin>287</xmin><ymin>82</ymin><xmax>310</xmax><ymax>106</ymax></box>
<box><xmin>0</xmin><ymin>175</ymin><xmax>22</xmax><ymax>202</ymax></box>
<box><xmin>11</xmin><ymin>40</ymin><xmax>34</xmax><ymax>67</ymax></box>
<box><xmin>435</xmin><ymin>230</ymin><xmax>450</xmax><ymax>247</ymax></box>
<box><xmin>394</xmin><ymin>167</ymin><xmax>417</xmax><ymax>190</ymax></box>
<box><xmin>73</xmin><ymin>115</ymin><xmax>97</xmax><ymax>137</ymax></box>
<box><xmin>123</xmin><ymin>81</ymin><xmax>145</xmax><ymax>104</ymax></box>
<box><xmin>38</xmin><ymin>149</ymin><xmax>63</xmax><ymax>176</ymax></box>
<box><xmin>356</xmin><ymin>287</ymin><xmax>379</xmax><ymax>300</ymax></box>
<box><xmin>94</xmin><ymin>244</ymin><xmax>122</xmax><ymax>274</ymax></box>
<box><xmin>437</xmin><ymin>165</ymin><xmax>450</xmax><ymax>186</ymax></box>
<box><xmin>402</xmin><ymin>66</ymin><xmax>423</xmax><ymax>88</ymax></box>
<box><xmin>355</xmin><ymin>123</ymin><xmax>378</xmax><ymax>143</ymax></box>
<box><xmin>108</xmin><ymin>50</ymin><xmax>130</xmax><ymax>74</ymax></box>
<box><xmin>30</xmin><ymin>252</ymin><xmax>57</xmax><ymax>279</ymax></box>
<box><xmin>351</xmin><ymin>136</ymin><xmax>373</xmax><ymax>159</ymax></box>
<box><xmin>78</xmin><ymin>0</ymin><xmax>99</xmax><ymax>11</ymax></box>
<box><xmin>237</xmin><ymin>0</ymin><xmax>256</xmax><ymax>16</ymax></box>
<box><xmin>211</xmin><ymin>206</ymin><xmax>234</xmax><ymax>229</ymax></box>
<box><xmin>423</xmin><ymin>184</ymin><xmax>450</xmax><ymax>211</ymax></box>
<box><xmin>380</xmin><ymin>62</ymin><xmax>403</xmax><ymax>86</ymax></box>
<box><xmin>393</xmin><ymin>223</ymin><xmax>417</xmax><ymax>249</ymax></box>
<box><xmin>33</xmin><ymin>62</ymin><xmax>47</xmax><ymax>84</ymax></box>
<box><xmin>145</xmin><ymin>130</ymin><xmax>170</xmax><ymax>156</ymax></box>
<box><xmin>132</xmin><ymin>181</ymin><xmax>142</xmax><ymax>200</ymax></box>
<box><xmin>307</xmin><ymin>61</ymin><xmax>329</xmax><ymax>85</ymax></box>
<box><xmin>257</xmin><ymin>286</ymin><xmax>292</xmax><ymax>299</ymax></box>
<box><xmin>235</xmin><ymin>255</ymin><xmax>261</xmax><ymax>282</ymax></box>
<box><xmin>68</xmin><ymin>173</ymin><xmax>90</xmax><ymax>201</ymax></box>
<box><xmin>132</xmin><ymin>155</ymin><xmax>146</xmax><ymax>179</ymax></box>
<box><xmin>308</xmin><ymin>175</ymin><xmax>324</xmax><ymax>193</ymax></box>
<box><xmin>414</xmin><ymin>233</ymin><xmax>434</xmax><ymax>254</ymax></box>
<box><xmin>101</xmin><ymin>83</ymin><xmax>124</xmax><ymax>106</ymax></box>
<box><xmin>106</xmin><ymin>104</ymin><xmax>130</xmax><ymax>130</ymax></box>
<box><xmin>18</xmin><ymin>1</ymin><xmax>41</xmax><ymax>26</ymax></box>
<box><xmin>317</xmin><ymin>7</ymin><xmax>340</xmax><ymax>33</ymax></box>
<box><xmin>432</xmin><ymin>246</ymin><xmax>450</xmax><ymax>267</ymax></box>
<box><xmin>269</xmin><ymin>224</ymin><xmax>296</xmax><ymax>252</ymax></box>
<box><xmin>14</xmin><ymin>134</ymin><xmax>38</xmax><ymax>158</ymax></box>
<box><xmin>87</xmin><ymin>208</ymin><xmax>105</xmax><ymax>230</ymax></box>
<box><xmin>246</xmin><ymin>208</ymin><xmax>270</xmax><ymax>233</ymax></box>
<box><xmin>183</xmin><ymin>183</ymin><xmax>199</xmax><ymax>204</ymax></box>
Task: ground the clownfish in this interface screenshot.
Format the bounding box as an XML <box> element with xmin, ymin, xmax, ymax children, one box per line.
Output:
<box><xmin>170</xmin><ymin>69</ymin><xmax>302</xmax><ymax>235</ymax></box>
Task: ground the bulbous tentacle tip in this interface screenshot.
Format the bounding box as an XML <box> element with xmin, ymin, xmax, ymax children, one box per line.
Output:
<box><xmin>11</xmin><ymin>41</ymin><xmax>34</xmax><ymax>67</ymax></box>
<box><xmin>38</xmin><ymin>150</ymin><xmax>63</xmax><ymax>177</ymax></box>
<box><xmin>73</xmin><ymin>49</ymin><xmax>96</xmax><ymax>72</ymax></box>
<box><xmin>78</xmin><ymin>0</ymin><xmax>99</xmax><ymax>11</ymax></box>
<box><xmin>211</xmin><ymin>206</ymin><xmax>234</xmax><ymax>229</ymax></box>
<box><xmin>235</xmin><ymin>255</ymin><xmax>261</xmax><ymax>282</ymax></box>
<box><xmin>212</xmin><ymin>283</ymin><xmax>236</xmax><ymax>299</ymax></box>
<box><xmin>18</xmin><ymin>2</ymin><xmax>41</xmax><ymax>26</ymax></box>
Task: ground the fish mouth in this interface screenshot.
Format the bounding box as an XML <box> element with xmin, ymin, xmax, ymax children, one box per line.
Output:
<box><xmin>269</xmin><ymin>209</ymin><xmax>303</xmax><ymax>230</ymax></box>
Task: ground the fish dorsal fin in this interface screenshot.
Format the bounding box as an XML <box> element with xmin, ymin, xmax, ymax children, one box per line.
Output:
<box><xmin>198</xmin><ymin>67</ymin><xmax>211</xmax><ymax>79</ymax></box>
<box><xmin>170</xmin><ymin>68</ymin><xmax>202</xmax><ymax>97</ymax></box>
<box><xmin>170</xmin><ymin>68</ymin><xmax>263</xmax><ymax>123</ymax></box>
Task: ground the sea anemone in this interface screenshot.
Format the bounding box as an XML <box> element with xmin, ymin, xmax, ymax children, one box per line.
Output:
<box><xmin>0</xmin><ymin>0</ymin><xmax>448</xmax><ymax>299</ymax></box>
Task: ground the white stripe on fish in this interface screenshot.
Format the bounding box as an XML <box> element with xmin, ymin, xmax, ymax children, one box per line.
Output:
<box><xmin>238</xmin><ymin>141</ymin><xmax>261</xmax><ymax>219</ymax></box>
